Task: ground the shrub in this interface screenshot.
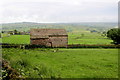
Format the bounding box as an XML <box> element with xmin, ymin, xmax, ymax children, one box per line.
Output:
<box><xmin>107</xmin><ymin>28</ymin><xmax>120</xmax><ymax>44</ymax></box>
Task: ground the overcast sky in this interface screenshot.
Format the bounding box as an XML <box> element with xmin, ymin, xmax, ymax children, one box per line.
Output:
<box><xmin>0</xmin><ymin>0</ymin><xmax>119</xmax><ymax>23</ymax></box>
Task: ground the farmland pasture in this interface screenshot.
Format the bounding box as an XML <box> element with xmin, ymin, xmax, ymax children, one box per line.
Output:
<box><xmin>2</xmin><ymin>48</ymin><xmax>118</xmax><ymax>78</ymax></box>
<box><xmin>68</xmin><ymin>32</ymin><xmax>113</xmax><ymax>44</ymax></box>
<box><xmin>2</xmin><ymin>35</ymin><xmax>30</xmax><ymax>44</ymax></box>
<box><xmin>1</xmin><ymin>22</ymin><xmax>118</xmax><ymax>79</ymax></box>
<box><xmin>2</xmin><ymin>32</ymin><xmax>113</xmax><ymax>45</ymax></box>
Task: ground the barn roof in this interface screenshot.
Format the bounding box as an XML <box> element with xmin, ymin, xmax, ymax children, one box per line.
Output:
<box><xmin>30</xmin><ymin>29</ymin><xmax>67</xmax><ymax>39</ymax></box>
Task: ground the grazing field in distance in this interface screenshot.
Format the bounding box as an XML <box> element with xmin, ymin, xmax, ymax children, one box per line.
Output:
<box><xmin>1</xmin><ymin>22</ymin><xmax>118</xmax><ymax>79</ymax></box>
<box><xmin>2</xmin><ymin>48</ymin><xmax>118</xmax><ymax>78</ymax></box>
<box><xmin>68</xmin><ymin>32</ymin><xmax>113</xmax><ymax>44</ymax></box>
<box><xmin>2</xmin><ymin>35</ymin><xmax>30</xmax><ymax>44</ymax></box>
<box><xmin>2</xmin><ymin>32</ymin><xmax>113</xmax><ymax>45</ymax></box>
<box><xmin>1</xmin><ymin>22</ymin><xmax>115</xmax><ymax>45</ymax></box>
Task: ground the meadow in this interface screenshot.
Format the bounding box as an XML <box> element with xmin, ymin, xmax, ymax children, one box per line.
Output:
<box><xmin>2</xmin><ymin>48</ymin><xmax>118</xmax><ymax>78</ymax></box>
<box><xmin>1</xmin><ymin>23</ymin><xmax>117</xmax><ymax>79</ymax></box>
<box><xmin>1</xmin><ymin>31</ymin><xmax>113</xmax><ymax>45</ymax></box>
<box><xmin>2</xmin><ymin>35</ymin><xmax>30</xmax><ymax>44</ymax></box>
<box><xmin>68</xmin><ymin>32</ymin><xmax>113</xmax><ymax>44</ymax></box>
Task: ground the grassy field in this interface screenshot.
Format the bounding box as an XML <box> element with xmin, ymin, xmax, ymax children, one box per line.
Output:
<box><xmin>2</xmin><ymin>35</ymin><xmax>30</xmax><ymax>44</ymax></box>
<box><xmin>2</xmin><ymin>48</ymin><xmax>118</xmax><ymax>78</ymax></box>
<box><xmin>2</xmin><ymin>32</ymin><xmax>113</xmax><ymax>44</ymax></box>
<box><xmin>68</xmin><ymin>32</ymin><xmax>113</xmax><ymax>44</ymax></box>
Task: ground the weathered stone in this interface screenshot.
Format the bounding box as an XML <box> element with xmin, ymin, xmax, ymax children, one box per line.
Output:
<box><xmin>30</xmin><ymin>29</ymin><xmax>68</xmax><ymax>47</ymax></box>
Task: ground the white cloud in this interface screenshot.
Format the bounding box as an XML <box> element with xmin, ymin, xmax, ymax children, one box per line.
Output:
<box><xmin>0</xmin><ymin>0</ymin><xmax>119</xmax><ymax>23</ymax></box>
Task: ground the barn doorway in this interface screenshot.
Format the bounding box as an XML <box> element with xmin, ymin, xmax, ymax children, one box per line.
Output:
<box><xmin>49</xmin><ymin>42</ymin><xmax>52</xmax><ymax>47</ymax></box>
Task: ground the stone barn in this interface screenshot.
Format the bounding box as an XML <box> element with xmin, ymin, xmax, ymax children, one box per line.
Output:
<box><xmin>30</xmin><ymin>29</ymin><xmax>68</xmax><ymax>47</ymax></box>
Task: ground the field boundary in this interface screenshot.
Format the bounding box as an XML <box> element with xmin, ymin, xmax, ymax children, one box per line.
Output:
<box><xmin>67</xmin><ymin>44</ymin><xmax>120</xmax><ymax>48</ymax></box>
<box><xmin>1</xmin><ymin>43</ymin><xmax>120</xmax><ymax>48</ymax></box>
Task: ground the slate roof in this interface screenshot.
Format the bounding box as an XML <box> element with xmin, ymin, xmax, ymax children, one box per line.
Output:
<box><xmin>30</xmin><ymin>29</ymin><xmax>67</xmax><ymax>39</ymax></box>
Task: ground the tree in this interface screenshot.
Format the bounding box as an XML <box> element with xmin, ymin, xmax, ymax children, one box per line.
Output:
<box><xmin>107</xmin><ymin>28</ymin><xmax>120</xmax><ymax>44</ymax></box>
<box><xmin>14</xmin><ymin>29</ymin><xmax>18</xmax><ymax>35</ymax></box>
<box><xmin>101</xmin><ymin>31</ymin><xmax>107</xmax><ymax>37</ymax></box>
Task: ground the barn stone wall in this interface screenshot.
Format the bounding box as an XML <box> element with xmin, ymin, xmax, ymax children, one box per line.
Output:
<box><xmin>31</xmin><ymin>38</ymin><xmax>50</xmax><ymax>46</ymax></box>
<box><xmin>30</xmin><ymin>36</ymin><xmax>68</xmax><ymax>47</ymax></box>
<box><xmin>49</xmin><ymin>37</ymin><xmax>68</xmax><ymax>47</ymax></box>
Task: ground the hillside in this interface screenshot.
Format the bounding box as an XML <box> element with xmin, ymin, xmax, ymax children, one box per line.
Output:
<box><xmin>1</xmin><ymin>22</ymin><xmax>117</xmax><ymax>32</ymax></box>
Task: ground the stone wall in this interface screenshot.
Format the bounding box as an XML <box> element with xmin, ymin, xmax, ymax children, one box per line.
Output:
<box><xmin>30</xmin><ymin>36</ymin><xmax>68</xmax><ymax>47</ymax></box>
<box><xmin>49</xmin><ymin>37</ymin><xmax>68</xmax><ymax>47</ymax></box>
<box><xmin>30</xmin><ymin>38</ymin><xmax>50</xmax><ymax>46</ymax></box>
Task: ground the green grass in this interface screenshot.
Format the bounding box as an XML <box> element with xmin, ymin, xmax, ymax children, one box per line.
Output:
<box><xmin>2</xmin><ymin>35</ymin><xmax>30</xmax><ymax>44</ymax></box>
<box><xmin>2</xmin><ymin>32</ymin><xmax>113</xmax><ymax>45</ymax></box>
<box><xmin>2</xmin><ymin>48</ymin><xmax>118</xmax><ymax>78</ymax></box>
<box><xmin>69</xmin><ymin>38</ymin><xmax>112</xmax><ymax>44</ymax></box>
<box><xmin>68</xmin><ymin>32</ymin><xmax>113</xmax><ymax>44</ymax></box>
